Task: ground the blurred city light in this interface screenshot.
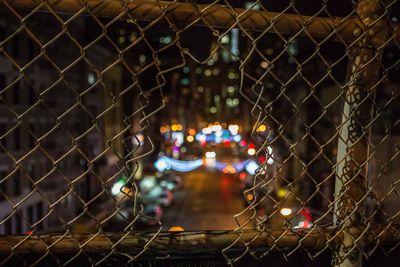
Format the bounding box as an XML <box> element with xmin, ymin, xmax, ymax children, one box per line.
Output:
<box><xmin>155</xmin><ymin>156</ymin><xmax>203</xmax><ymax>172</ymax></box>
<box><xmin>111</xmin><ymin>180</ymin><xmax>125</xmax><ymax>196</ymax></box>
<box><xmin>223</xmin><ymin>165</ymin><xmax>236</xmax><ymax>174</ymax></box>
<box><xmin>245</xmin><ymin>160</ymin><xmax>259</xmax><ymax>175</ymax></box>
<box><xmin>280</xmin><ymin>208</ymin><xmax>293</xmax><ymax>216</ymax></box>
<box><xmin>277</xmin><ymin>188</ymin><xmax>288</xmax><ymax>198</ymax></box>
<box><xmin>205</xmin><ymin>151</ymin><xmax>216</xmax><ymax>158</ymax></box>
<box><xmin>247</xmin><ymin>148</ymin><xmax>256</xmax><ymax>156</ymax></box>
<box><xmin>188</xmin><ymin>128</ymin><xmax>196</xmax><ymax>136</ymax></box>
<box><xmin>256</xmin><ymin>124</ymin><xmax>267</xmax><ymax>132</ymax></box>
<box><xmin>246</xmin><ymin>194</ymin><xmax>254</xmax><ymax>201</ymax></box>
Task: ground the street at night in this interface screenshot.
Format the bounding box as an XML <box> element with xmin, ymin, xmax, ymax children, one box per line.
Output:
<box><xmin>162</xmin><ymin>168</ymin><xmax>251</xmax><ymax>230</ymax></box>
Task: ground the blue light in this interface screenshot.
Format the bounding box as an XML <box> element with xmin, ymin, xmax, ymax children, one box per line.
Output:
<box><xmin>233</xmin><ymin>134</ymin><xmax>241</xmax><ymax>142</ymax></box>
<box><xmin>155</xmin><ymin>156</ymin><xmax>203</xmax><ymax>172</ymax></box>
<box><xmin>155</xmin><ymin>156</ymin><xmax>259</xmax><ymax>174</ymax></box>
<box><xmin>195</xmin><ymin>133</ymin><xmax>203</xmax><ymax>142</ymax></box>
<box><xmin>245</xmin><ymin>160</ymin><xmax>260</xmax><ymax>175</ymax></box>
<box><xmin>154</xmin><ymin>157</ymin><xmax>172</xmax><ymax>172</ymax></box>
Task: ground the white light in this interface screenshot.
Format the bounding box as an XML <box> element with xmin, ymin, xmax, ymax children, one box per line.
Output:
<box><xmin>267</xmin><ymin>146</ymin><xmax>274</xmax><ymax>164</ymax></box>
<box><xmin>202</xmin><ymin>127</ymin><xmax>212</xmax><ymax>134</ymax></box>
<box><xmin>211</xmin><ymin>125</ymin><xmax>222</xmax><ymax>132</ymax></box>
<box><xmin>247</xmin><ymin>148</ymin><xmax>256</xmax><ymax>156</ymax></box>
<box><xmin>228</xmin><ymin>124</ymin><xmax>239</xmax><ymax>134</ymax></box>
<box><xmin>280</xmin><ymin>208</ymin><xmax>293</xmax><ymax>216</ymax></box>
<box><xmin>206</xmin><ymin>151</ymin><xmax>216</xmax><ymax>159</ymax></box>
<box><xmin>215</xmin><ymin>129</ymin><xmax>223</xmax><ymax>137</ymax></box>
<box><xmin>111</xmin><ymin>180</ymin><xmax>125</xmax><ymax>196</ymax></box>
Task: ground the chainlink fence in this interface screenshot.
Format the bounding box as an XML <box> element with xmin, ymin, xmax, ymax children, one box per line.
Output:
<box><xmin>0</xmin><ymin>0</ymin><xmax>399</xmax><ymax>266</ymax></box>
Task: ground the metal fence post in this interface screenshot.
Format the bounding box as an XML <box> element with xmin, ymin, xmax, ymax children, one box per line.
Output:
<box><xmin>333</xmin><ymin>0</ymin><xmax>389</xmax><ymax>266</ymax></box>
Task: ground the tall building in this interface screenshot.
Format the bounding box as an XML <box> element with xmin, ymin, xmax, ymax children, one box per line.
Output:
<box><xmin>0</xmin><ymin>15</ymin><xmax>119</xmax><ymax>233</ymax></box>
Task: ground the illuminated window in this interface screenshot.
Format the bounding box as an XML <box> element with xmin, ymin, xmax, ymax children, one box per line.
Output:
<box><xmin>87</xmin><ymin>73</ymin><xmax>95</xmax><ymax>85</ymax></box>
<box><xmin>204</xmin><ymin>69</ymin><xmax>212</xmax><ymax>76</ymax></box>
<box><xmin>139</xmin><ymin>54</ymin><xmax>146</xmax><ymax>65</ymax></box>
<box><xmin>221</xmin><ymin>35</ymin><xmax>230</xmax><ymax>44</ymax></box>
<box><xmin>180</xmin><ymin>78</ymin><xmax>190</xmax><ymax>86</ymax></box>
<box><xmin>230</xmin><ymin>28</ymin><xmax>239</xmax><ymax>60</ymax></box>
<box><xmin>160</xmin><ymin>36</ymin><xmax>172</xmax><ymax>44</ymax></box>
<box><xmin>210</xmin><ymin>107</ymin><xmax>217</xmax><ymax>114</ymax></box>
<box><xmin>212</xmin><ymin>68</ymin><xmax>220</xmax><ymax>76</ymax></box>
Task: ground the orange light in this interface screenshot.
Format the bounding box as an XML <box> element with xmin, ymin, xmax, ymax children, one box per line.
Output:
<box><xmin>169</xmin><ymin>226</ymin><xmax>185</xmax><ymax>232</ymax></box>
<box><xmin>188</xmin><ymin>128</ymin><xmax>196</xmax><ymax>136</ymax></box>
<box><xmin>223</xmin><ymin>165</ymin><xmax>236</xmax><ymax>174</ymax></box>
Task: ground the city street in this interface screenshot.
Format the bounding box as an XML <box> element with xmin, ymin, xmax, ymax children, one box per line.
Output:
<box><xmin>162</xmin><ymin>167</ymin><xmax>252</xmax><ymax>230</ymax></box>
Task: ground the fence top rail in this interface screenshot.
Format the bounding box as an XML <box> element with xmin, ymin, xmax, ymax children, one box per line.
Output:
<box><xmin>0</xmin><ymin>226</ymin><xmax>397</xmax><ymax>257</ymax></box>
<box><xmin>7</xmin><ymin>0</ymin><xmax>398</xmax><ymax>45</ymax></box>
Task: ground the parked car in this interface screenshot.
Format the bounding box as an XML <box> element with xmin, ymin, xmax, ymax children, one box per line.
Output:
<box><xmin>138</xmin><ymin>204</ymin><xmax>163</xmax><ymax>226</ymax></box>
<box><xmin>161</xmin><ymin>173</ymin><xmax>183</xmax><ymax>191</ymax></box>
<box><xmin>140</xmin><ymin>186</ymin><xmax>173</xmax><ymax>207</ymax></box>
<box><xmin>256</xmin><ymin>205</ymin><xmax>314</xmax><ymax>229</ymax></box>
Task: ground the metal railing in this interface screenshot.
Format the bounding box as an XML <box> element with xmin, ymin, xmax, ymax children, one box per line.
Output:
<box><xmin>0</xmin><ymin>0</ymin><xmax>399</xmax><ymax>266</ymax></box>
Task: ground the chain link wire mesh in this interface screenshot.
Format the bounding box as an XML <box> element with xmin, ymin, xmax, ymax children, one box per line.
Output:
<box><xmin>0</xmin><ymin>0</ymin><xmax>399</xmax><ymax>266</ymax></box>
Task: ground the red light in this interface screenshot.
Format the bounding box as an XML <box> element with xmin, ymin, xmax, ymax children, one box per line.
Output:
<box><xmin>239</xmin><ymin>172</ymin><xmax>247</xmax><ymax>181</ymax></box>
<box><xmin>259</xmin><ymin>155</ymin><xmax>266</xmax><ymax>164</ymax></box>
<box><xmin>300</xmin><ymin>207</ymin><xmax>313</xmax><ymax>222</ymax></box>
<box><xmin>248</xmin><ymin>143</ymin><xmax>255</xmax><ymax>149</ymax></box>
<box><xmin>239</xmin><ymin>140</ymin><xmax>246</xmax><ymax>147</ymax></box>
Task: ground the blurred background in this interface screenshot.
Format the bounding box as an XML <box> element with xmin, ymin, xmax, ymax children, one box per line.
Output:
<box><xmin>1</xmin><ymin>0</ymin><xmax>400</xmax><ymax>235</ymax></box>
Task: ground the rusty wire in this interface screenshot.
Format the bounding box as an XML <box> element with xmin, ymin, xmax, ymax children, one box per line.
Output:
<box><xmin>0</xmin><ymin>0</ymin><xmax>399</xmax><ymax>266</ymax></box>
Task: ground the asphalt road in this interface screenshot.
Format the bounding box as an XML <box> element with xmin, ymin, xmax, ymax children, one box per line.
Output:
<box><xmin>161</xmin><ymin>167</ymin><xmax>252</xmax><ymax>230</ymax></box>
